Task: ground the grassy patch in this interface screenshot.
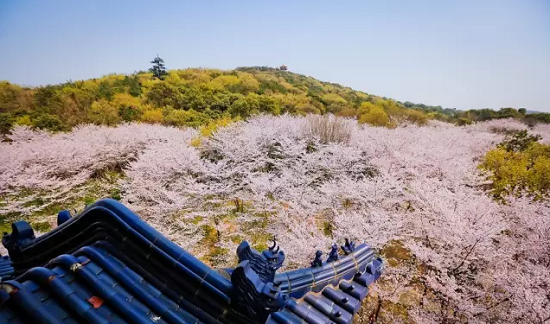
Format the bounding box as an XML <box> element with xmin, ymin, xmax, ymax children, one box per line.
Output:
<box><xmin>0</xmin><ymin>210</ymin><xmax>52</xmax><ymax>234</ymax></box>
<box><xmin>0</xmin><ymin>211</ymin><xmax>23</xmax><ymax>234</ymax></box>
<box><xmin>200</xmin><ymin>224</ymin><xmax>219</xmax><ymax>245</ymax></box>
<box><xmin>191</xmin><ymin>215</ymin><xmax>204</xmax><ymax>225</ymax></box>
<box><xmin>30</xmin><ymin>221</ymin><xmax>52</xmax><ymax>232</ymax></box>
<box><xmin>242</xmin><ymin>212</ymin><xmax>270</xmax><ymax>230</ymax></box>
<box><xmin>381</xmin><ymin>240</ymin><xmax>413</xmax><ymax>268</ymax></box>
<box><xmin>322</xmin><ymin>221</ymin><xmax>334</xmax><ymax>237</ymax></box>
<box><xmin>250</xmin><ymin>231</ymin><xmax>271</xmax><ymax>252</ymax></box>
<box><xmin>197</xmin><ymin>222</ymin><xmax>236</xmax><ymax>266</ymax></box>
<box><xmin>22</xmin><ymin>197</ymin><xmax>46</xmax><ymax>208</ymax></box>
<box><xmin>230</xmin><ymin>234</ymin><xmax>245</xmax><ymax>244</ymax></box>
<box><xmin>314</xmin><ymin>210</ymin><xmax>335</xmax><ymax>238</ymax></box>
<box><xmin>342</xmin><ymin>198</ymin><xmax>353</xmax><ymax>209</ymax></box>
<box><xmin>34</xmin><ymin>201</ymin><xmax>66</xmax><ymax>217</ymax></box>
<box><xmin>109</xmin><ymin>188</ymin><xmax>122</xmax><ymax>201</ymax></box>
<box><xmin>0</xmin><ymin>169</ymin><xmax>126</xmax><ymax>236</ymax></box>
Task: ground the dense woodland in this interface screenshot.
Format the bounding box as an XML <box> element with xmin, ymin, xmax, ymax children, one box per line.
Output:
<box><xmin>1</xmin><ymin>61</ymin><xmax>548</xmax><ymax>134</ymax></box>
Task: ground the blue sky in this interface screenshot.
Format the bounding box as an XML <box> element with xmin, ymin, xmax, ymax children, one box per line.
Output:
<box><xmin>0</xmin><ymin>0</ymin><xmax>549</xmax><ymax>111</ymax></box>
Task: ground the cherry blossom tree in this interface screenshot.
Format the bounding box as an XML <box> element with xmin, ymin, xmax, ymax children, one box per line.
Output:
<box><xmin>1</xmin><ymin>116</ymin><xmax>549</xmax><ymax>323</ymax></box>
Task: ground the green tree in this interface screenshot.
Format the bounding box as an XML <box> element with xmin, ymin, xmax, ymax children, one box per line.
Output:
<box><xmin>165</xmin><ymin>109</ymin><xmax>210</xmax><ymax>127</ymax></box>
<box><xmin>34</xmin><ymin>86</ymin><xmax>64</xmax><ymax>114</ymax></box>
<box><xmin>258</xmin><ymin>95</ymin><xmax>281</xmax><ymax>115</ymax></box>
<box><xmin>32</xmin><ymin>114</ymin><xmax>65</xmax><ymax>131</ymax></box>
<box><xmin>404</xmin><ymin>109</ymin><xmax>428</xmax><ymax>126</ymax></box>
<box><xmin>208</xmin><ymin>91</ymin><xmax>233</xmax><ymax>112</ymax></box>
<box><xmin>141</xmin><ymin>108</ymin><xmax>164</xmax><ymax>123</ymax></box>
<box><xmin>0</xmin><ymin>82</ymin><xmax>31</xmax><ymax>112</ymax></box>
<box><xmin>88</xmin><ymin>100</ymin><xmax>121</xmax><ymax>126</ymax></box>
<box><xmin>112</xmin><ymin>93</ymin><xmax>143</xmax><ymax>122</ymax></box>
<box><xmin>236</xmin><ymin>72</ymin><xmax>260</xmax><ymax>93</ymax></box>
<box><xmin>480</xmin><ymin>140</ymin><xmax>550</xmax><ymax>201</ymax></box>
<box><xmin>209</xmin><ymin>75</ymin><xmax>240</xmax><ymax>92</ymax></box>
<box><xmin>0</xmin><ymin>113</ymin><xmax>15</xmax><ymax>134</ymax></box>
<box><xmin>146</xmin><ymin>82</ymin><xmax>183</xmax><ymax>108</ymax></box>
<box><xmin>357</xmin><ymin>102</ymin><xmax>378</xmax><ymax>116</ymax></box>
<box><xmin>358</xmin><ymin>105</ymin><xmax>391</xmax><ymax>127</ymax></box>
<box><xmin>228</xmin><ymin>93</ymin><xmax>260</xmax><ymax>117</ymax></box>
<box><xmin>498</xmin><ymin>107</ymin><xmax>521</xmax><ymax>119</ymax></box>
<box><xmin>97</xmin><ymin>80</ymin><xmax>114</xmax><ymax>100</ymax></box>
<box><xmin>180</xmin><ymin>87</ymin><xmax>208</xmax><ymax>111</ymax></box>
<box><xmin>321</xmin><ymin>93</ymin><xmax>348</xmax><ymax>114</ymax></box>
<box><xmin>149</xmin><ymin>56</ymin><xmax>167</xmax><ymax>80</ymax></box>
<box><xmin>497</xmin><ymin>130</ymin><xmax>542</xmax><ymax>152</ymax></box>
<box><xmin>7</xmin><ymin>67</ymin><xmax>540</xmax><ymax>132</ymax></box>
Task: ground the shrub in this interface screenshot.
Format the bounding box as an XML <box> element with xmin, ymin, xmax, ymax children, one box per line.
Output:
<box><xmin>480</xmin><ymin>131</ymin><xmax>550</xmax><ymax>200</ymax></box>
<box><xmin>118</xmin><ymin>106</ymin><xmax>143</xmax><ymax>122</ymax></box>
<box><xmin>456</xmin><ymin>117</ymin><xmax>473</xmax><ymax>126</ymax></box>
<box><xmin>165</xmin><ymin>109</ymin><xmax>210</xmax><ymax>127</ymax></box>
<box><xmin>208</xmin><ymin>75</ymin><xmax>240</xmax><ymax>92</ymax></box>
<box><xmin>88</xmin><ymin>100</ymin><xmax>121</xmax><ymax>126</ymax></box>
<box><xmin>497</xmin><ymin>130</ymin><xmax>542</xmax><ymax>152</ymax></box>
<box><xmin>358</xmin><ymin>105</ymin><xmax>391</xmax><ymax>127</ymax></box>
<box><xmin>404</xmin><ymin>109</ymin><xmax>428</xmax><ymax>126</ymax></box>
<box><xmin>357</xmin><ymin>102</ymin><xmax>377</xmax><ymax>116</ymax></box>
<box><xmin>336</xmin><ymin>107</ymin><xmax>357</xmax><ymax>118</ymax></box>
<box><xmin>199</xmin><ymin>115</ymin><xmax>235</xmax><ymax>137</ymax></box>
<box><xmin>15</xmin><ymin>115</ymin><xmax>33</xmax><ymax>126</ymax></box>
<box><xmin>304</xmin><ymin>114</ymin><xmax>352</xmax><ymax>144</ymax></box>
<box><xmin>32</xmin><ymin>114</ymin><xmax>66</xmax><ymax>131</ymax></box>
<box><xmin>140</xmin><ymin>109</ymin><xmax>164</xmax><ymax>123</ymax></box>
<box><xmin>228</xmin><ymin>94</ymin><xmax>260</xmax><ymax>117</ymax></box>
<box><xmin>112</xmin><ymin>93</ymin><xmax>142</xmax><ymax>122</ymax></box>
<box><xmin>0</xmin><ymin>113</ymin><xmax>14</xmax><ymax>134</ymax></box>
<box><xmin>191</xmin><ymin>115</ymin><xmax>236</xmax><ymax>146</ymax></box>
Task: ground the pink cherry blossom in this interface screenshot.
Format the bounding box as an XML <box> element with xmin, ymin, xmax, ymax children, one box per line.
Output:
<box><xmin>1</xmin><ymin>116</ymin><xmax>548</xmax><ymax>323</ymax></box>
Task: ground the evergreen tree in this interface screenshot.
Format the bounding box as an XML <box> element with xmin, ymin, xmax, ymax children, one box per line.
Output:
<box><xmin>149</xmin><ymin>56</ymin><xmax>167</xmax><ymax>79</ymax></box>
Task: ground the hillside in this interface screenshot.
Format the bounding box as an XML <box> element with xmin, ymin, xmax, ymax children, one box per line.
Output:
<box><xmin>0</xmin><ymin>67</ymin><xmax>437</xmax><ymax>134</ymax></box>
<box><xmin>2</xmin><ymin>66</ymin><xmax>548</xmax><ymax>135</ymax></box>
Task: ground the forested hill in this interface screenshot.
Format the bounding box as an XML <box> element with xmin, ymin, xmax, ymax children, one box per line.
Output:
<box><xmin>0</xmin><ymin>66</ymin><xmax>436</xmax><ymax>132</ymax></box>
<box><xmin>0</xmin><ymin>66</ymin><xmax>547</xmax><ymax>133</ymax></box>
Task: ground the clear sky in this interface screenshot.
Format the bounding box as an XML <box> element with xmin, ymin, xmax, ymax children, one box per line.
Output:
<box><xmin>0</xmin><ymin>0</ymin><xmax>549</xmax><ymax>111</ymax></box>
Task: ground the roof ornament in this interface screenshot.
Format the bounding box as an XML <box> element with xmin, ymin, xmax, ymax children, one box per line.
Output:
<box><xmin>0</xmin><ymin>199</ymin><xmax>384</xmax><ymax>324</ymax></box>
<box><xmin>232</xmin><ymin>240</ymin><xmax>288</xmax><ymax>321</ymax></box>
<box><xmin>57</xmin><ymin>210</ymin><xmax>72</xmax><ymax>226</ymax></box>
<box><xmin>1</xmin><ymin>221</ymin><xmax>35</xmax><ymax>257</ymax></box>
<box><xmin>326</xmin><ymin>243</ymin><xmax>339</xmax><ymax>263</ymax></box>
<box><xmin>237</xmin><ymin>239</ymin><xmax>285</xmax><ymax>283</ymax></box>
<box><xmin>341</xmin><ymin>238</ymin><xmax>356</xmax><ymax>255</ymax></box>
<box><xmin>311</xmin><ymin>250</ymin><xmax>324</xmax><ymax>268</ymax></box>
